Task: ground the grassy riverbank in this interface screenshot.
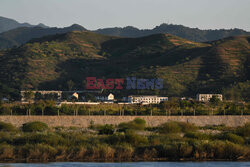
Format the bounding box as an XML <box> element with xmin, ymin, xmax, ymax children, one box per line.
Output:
<box><xmin>0</xmin><ymin>119</ymin><xmax>250</xmax><ymax>162</ymax></box>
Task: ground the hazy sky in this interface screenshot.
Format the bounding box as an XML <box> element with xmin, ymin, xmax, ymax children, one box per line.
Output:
<box><xmin>0</xmin><ymin>0</ymin><xmax>250</xmax><ymax>31</ymax></box>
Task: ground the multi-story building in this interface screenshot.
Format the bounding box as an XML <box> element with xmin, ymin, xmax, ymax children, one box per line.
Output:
<box><xmin>196</xmin><ymin>94</ymin><xmax>223</xmax><ymax>102</ymax></box>
<box><xmin>128</xmin><ymin>95</ymin><xmax>168</xmax><ymax>104</ymax></box>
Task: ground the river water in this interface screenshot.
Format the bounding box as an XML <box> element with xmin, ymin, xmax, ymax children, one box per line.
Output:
<box><xmin>0</xmin><ymin>162</ymin><xmax>250</xmax><ymax>167</ymax></box>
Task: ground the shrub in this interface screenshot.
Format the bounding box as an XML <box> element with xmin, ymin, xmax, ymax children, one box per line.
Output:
<box><xmin>158</xmin><ymin>122</ymin><xmax>181</xmax><ymax>134</ymax></box>
<box><xmin>98</xmin><ymin>124</ymin><xmax>115</xmax><ymax>135</ymax></box>
<box><xmin>224</xmin><ymin>142</ymin><xmax>246</xmax><ymax>160</ymax></box>
<box><xmin>96</xmin><ymin>144</ymin><xmax>115</xmax><ymax>159</ymax></box>
<box><xmin>177</xmin><ymin>122</ymin><xmax>198</xmax><ymax>133</ymax></box>
<box><xmin>184</xmin><ymin>132</ymin><xmax>212</xmax><ymax>140</ymax></box>
<box><xmin>23</xmin><ymin>144</ymin><xmax>57</xmax><ymax>161</ymax></box>
<box><xmin>125</xmin><ymin>130</ymin><xmax>148</xmax><ymax>146</ymax></box>
<box><xmin>114</xmin><ymin>144</ymin><xmax>134</xmax><ymax>160</ymax></box>
<box><xmin>192</xmin><ymin>140</ymin><xmax>247</xmax><ymax>160</ymax></box>
<box><xmin>133</xmin><ymin>118</ymin><xmax>146</xmax><ymax>126</ymax></box>
<box><xmin>106</xmin><ymin>132</ymin><xmax>125</xmax><ymax>145</ymax></box>
<box><xmin>0</xmin><ymin>144</ymin><xmax>14</xmax><ymax>160</ymax></box>
<box><xmin>107</xmin><ymin>130</ymin><xmax>149</xmax><ymax>146</ymax></box>
<box><xmin>236</xmin><ymin>123</ymin><xmax>250</xmax><ymax>137</ymax></box>
<box><xmin>178</xmin><ymin>142</ymin><xmax>193</xmax><ymax>158</ymax></box>
<box><xmin>211</xmin><ymin>140</ymin><xmax>226</xmax><ymax>159</ymax></box>
<box><xmin>219</xmin><ymin>133</ymin><xmax>245</xmax><ymax>145</ymax></box>
<box><xmin>22</xmin><ymin>121</ymin><xmax>49</xmax><ymax>132</ymax></box>
<box><xmin>44</xmin><ymin>106</ymin><xmax>58</xmax><ymax>115</ymax></box>
<box><xmin>159</xmin><ymin>143</ymin><xmax>180</xmax><ymax>159</ymax></box>
<box><xmin>118</xmin><ymin>118</ymin><xmax>146</xmax><ymax>132</ymax></box>
<box><xmin>203</xmin><ymin>124</ymin><xmax>229</xmax><ymax>131</ymax></box>
<box><xmin>26</xmin><ymin>133</ymin><xmax>66</xmax><ymax>146</ymax></box>
<box><xmin>0</xmin><ymin>122</ymin><xmax>17</xmax><ymax>132</ymax></box>
<box><xmin>0</xmin><ymin>132</ymin><xmax>13</xmax><ymax>144</ymax></box>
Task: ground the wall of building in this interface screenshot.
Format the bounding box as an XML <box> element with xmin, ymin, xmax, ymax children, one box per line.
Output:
<box><xmin>0</xmin><ymin>116</ymin><xmax>249</xmax><ymax>128</ymax></box>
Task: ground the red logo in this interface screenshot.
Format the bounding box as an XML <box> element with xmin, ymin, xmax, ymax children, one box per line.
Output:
<box><xmin>86</xmin><ymin>77</ymin><xmax>124</xmax><ymax>89</ymax></box>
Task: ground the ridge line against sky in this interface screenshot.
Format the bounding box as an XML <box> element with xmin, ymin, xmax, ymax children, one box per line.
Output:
<box><xmin>0</xmin><ymin>0</ymin><xmax>250</xmax><ymax>31</ymax></box>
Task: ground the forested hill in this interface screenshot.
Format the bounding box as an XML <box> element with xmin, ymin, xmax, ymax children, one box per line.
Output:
<box><xmin>95</xmin><ymin>24</ymin><xmax>250</xmax><ymax>42</ymax></box>
<box><xmin>0</xmin><ymin>24</ymin><xmax>86</xmax><ymax>49</ymax></box>
<box><xmin>0</xmin><ymin>20</ymin><xmax>249</xmax><ymax>49</ymax></box>
<box><xmin>0</xmin><ymin>31</ymin><xmax>249</xmax><ymax>100</ymax></box>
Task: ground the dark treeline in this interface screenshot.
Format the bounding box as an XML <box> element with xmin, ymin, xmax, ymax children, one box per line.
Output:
<box><xmin>0</xmin><ymin>98</ymin><xmax>249</xmax><ymax>116</ymax></box>
<box><xmin>0</xmin><ymin>119</ymin><xmax>250</xmax><ymax>162</ymax></box>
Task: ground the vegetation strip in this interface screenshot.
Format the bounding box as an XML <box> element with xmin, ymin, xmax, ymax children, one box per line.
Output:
<box><xmin>0</xmin><ymin>119</ymin><xmax>250</xmax><ymax>162</ymax></box>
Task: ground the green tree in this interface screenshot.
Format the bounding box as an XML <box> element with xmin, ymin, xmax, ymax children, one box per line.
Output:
<box><xmin>85</xmin><ymin>93</ymin><xmax>96</xmax><ymax>102</ymax></box>
<box><xmin>35</xmin><ymin>92</ymin><xmax>43</xmax><ymax>101</ymax></box>
<box><xmin>23</xmin><ymin>91</ymin><xmax>35</xmax><ymax>115</ymax></box>
<box><xmin>210</xmin><ymin>95</ymin><xmax>221</xmax><ymax>105</ymax></box>
<box><xmin>23</xmin><ymin>91</ymin><xmax>35</xmax><ymax>102</ymax></box>
<box><xmin>35</xmin><ymin>100</ymin><xmax>47</xmax><ymax>116</ymax></box>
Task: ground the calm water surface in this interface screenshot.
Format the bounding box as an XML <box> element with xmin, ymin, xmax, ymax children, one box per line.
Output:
<box><xmin>0</xmin><ymin>162</ymin><xmax>250</xmax><ymax>167</ymax></box>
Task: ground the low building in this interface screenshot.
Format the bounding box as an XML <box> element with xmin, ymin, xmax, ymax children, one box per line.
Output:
<box><xmin>59</xmin><ymin>101</ymin><xmax>100</xmax><ymax>106</ymax></box>
<box><xmin>80</xmin><ymin>92</ymin><xmax>115</xmax><ymax>102</ymax></box>
<box><xmin>196</xmin><ymin>94</ymin><xmax>223</xmax><ymax>102</ymax></box>
<box><xmin>128</xmin><ymin>95</ymin><xmax>168</xmax><ymax>104</ymax></box>
<box><xmin>71</xmin><ymin>92</ymin><xmax>79</xmax><ymax>100</ymax></box>
<box><xmin>96</xmin><ymin>93</ymin><xmax>114</xmax><ymax>101</ymax></box>
<box><xmin>1</xmin><ymin>97</ymin><xmax>9</xmax><ymax>102</ymax></box>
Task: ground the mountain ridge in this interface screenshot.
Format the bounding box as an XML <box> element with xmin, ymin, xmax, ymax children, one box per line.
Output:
<box><xmin>0</xmin><ymin>16</ymin><xmax>48</xmax><ymax>33</ymax></box>
<box><xmin>0</xmin><ymin>24</ymin><xmax>87</xmax><ymax>49</ymax></box>
<box><xmin>0</xmin><ymin>16</ymin><xmax>249</xmax><ymax>49</ymax></box>
<box><xmin>0</xmin><ymin>31</ymin><xmax>249</xmax><ymax>100</ymax></box>
<box><xmin>95</xmin><ymin>23</ymin><xmax>250</xmax><ymax>42</ymax></box>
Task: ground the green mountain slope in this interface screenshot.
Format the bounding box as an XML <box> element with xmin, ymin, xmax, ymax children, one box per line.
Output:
<box><xmin>95</xmin><ymin>24</ymin><xmax>250</xmax><ymax>42</ymax></box>
<box><xmin>1</xmin><ymin>21</ymin><xmax>249</xmax><ymax>50</ymax></box>
<box><xmin>0</xmin><ymin>24</ymin><xmax>86</xmax><ymax>49</ymax></box>
<box><xmin>0</xmin><ymin>31</ymin><xmax>249</xmax><ymax>100</ymax></box>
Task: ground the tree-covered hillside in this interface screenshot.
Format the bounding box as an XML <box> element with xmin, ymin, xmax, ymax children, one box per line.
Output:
<box><xmin>0</xmin><ymin>24</ymin><xmax>86</xmax><ymax>49</ymax></box>
<box><xmin>0</xmin><ymin>31</ymin><xmax>249</xmax><ymax>100</ymax></box>
<box><xmin>95</xmin><ymin>24</ymin><xmax>250</xmax><ymax>42</ymax></box>
<box><xmin>0</xmin><ymin>22</ymin><xmax>249</xmax><ymax>50</ymax></box>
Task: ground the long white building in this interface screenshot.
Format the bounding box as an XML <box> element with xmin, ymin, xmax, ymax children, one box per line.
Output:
<box><xmin>128</xmin><ymin>95</ymin><xmax>168</xmax><ymax>104</ymax></box>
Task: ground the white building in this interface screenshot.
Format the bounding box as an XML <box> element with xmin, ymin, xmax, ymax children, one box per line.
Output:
<box><xmin>95</xmin><ymin>93</ymin><xmax>114</xmax><ymax>102</ymax></box>
<box><xmin>72</xmin><ymin>92</ymin><xmax>79</xmax><ymax>99</ymax></box>
<box><xmin>128</xmin><ymin>95</ymin><xmax>168</xmax><ymax>104</ymax></box>
<box><xmin>196</xmin><ymin>94</ymin><xmax>223</xmax><ymax>102</ymax></box>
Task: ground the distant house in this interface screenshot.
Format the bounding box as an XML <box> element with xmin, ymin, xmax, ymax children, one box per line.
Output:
<box><xmin>196</xmin><ymin>94</ymin><xmax>223</xmax><ymax>102</ymax></box>
<box><xmin>128</xmin><ymin>95</ymin><xmax>168</xmax><ymax>104</ymax></box>
<box><xmin>180</xmin><ymin>97</ymin><xmax>193</xmax><ymax>101</ymax></box>
<box><xmin>80</xmin><ymin>92</ymin><xmax>115</xmax><ymax>102</ymax></box>
<box><xmin>96</xmin><ymin>93</ymin><xmax>114</xmax><ymax>102</ymax></box>
<box><xmin>71</xmin><ymin>92</ymin><xmax>79</xmax><ymax>100</ymax></box>
<box><xmin>1</xmin><ymin>97</ymin><xmax>9</xmax><ymax>102</ymax></box>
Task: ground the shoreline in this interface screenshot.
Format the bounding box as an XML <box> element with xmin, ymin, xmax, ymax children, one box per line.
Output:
<box><xmin>1</xmin><ymin>158</ymin><xmax>250</xmax><ymax>163</ymax></box>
